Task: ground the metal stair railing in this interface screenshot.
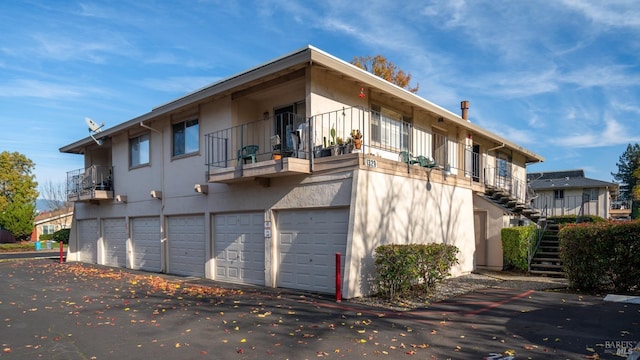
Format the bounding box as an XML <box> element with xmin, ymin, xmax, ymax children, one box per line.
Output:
<box><xmin>528</xmin><ymin>204</ymin><xmax>548</xmax><ymax>271</ymax></box>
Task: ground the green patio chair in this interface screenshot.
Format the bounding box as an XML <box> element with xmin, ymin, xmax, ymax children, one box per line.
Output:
<box><xmin>399</xmin><ymin>151</ymin><xmax>420</xmax><ymax>165</ymax></box>
<box><xmin>416</xmin><ymin>155</ymin><xmax>437</xmax><ymax>168</ymax></box>
<box><xmin>238</xmin><ymin>145</ymin><xmax>259</xmax><ymax>164</ymax></box>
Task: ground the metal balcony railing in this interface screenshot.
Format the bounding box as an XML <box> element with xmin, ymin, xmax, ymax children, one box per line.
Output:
<box><xmin>66</xmin><ymin>165</ymin><xmax>113</xmax><ymax>201</ymax></box>
<box><xmin>203</xmin><ymin>105</ymin><xmax>530</xmax><ymax>204</ymax></box>
<box><xmin>205</xmin><ymin>112</ymin><xmax>308</xmax><ymax>170</ymax></box>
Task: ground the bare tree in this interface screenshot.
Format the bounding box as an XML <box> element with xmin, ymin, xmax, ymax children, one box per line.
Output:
<box><xmin>40</xmin><ymin>180</ymin><xmax>70</xmax><ymax>212</ymax></box>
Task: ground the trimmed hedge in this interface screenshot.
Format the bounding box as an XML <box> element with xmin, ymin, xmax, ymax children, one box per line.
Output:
<box><xmin>374</xmin><ymin>243</ymin><xmax>459</xmax><ymax>300</ymax></box>
<box><xmin>560</xmin><ymin>220</ymin><xmax>640</xmax><ymax>293</ymax></box>
<box><xmin>501</xmin><ymin>224</ymin><xmax>536</xmax><ymax>271</ymax></box>
<box><xmin>53</xmin><ymin>228</ymin><xmax>70</xmax><ymax>244</ymax></box>
<box><xmin>549</xmin><ymin>215</ymin><xmax>605</xmax><ymax>225</ymax></box>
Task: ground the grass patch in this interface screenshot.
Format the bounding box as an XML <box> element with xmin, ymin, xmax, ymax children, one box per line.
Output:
<box><xmin>0</xmin><ymin>242</ymin><xmax>35</xmax><ymax>252</ymax></box>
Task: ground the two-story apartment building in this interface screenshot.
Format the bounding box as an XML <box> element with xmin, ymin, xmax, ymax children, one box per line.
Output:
<box><xmin>60</xmin><ymin>46</ymin><xmax>544</xmax><ymax>298</ymax></box>
<box><xmin>528</xmin><ymin>170</ymin><xmax>621</xmax><ymax>219</ymax></box>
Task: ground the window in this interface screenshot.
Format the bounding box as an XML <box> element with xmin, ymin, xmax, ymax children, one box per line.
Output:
<box><xmin>370</xmin><ymin>105</ymin><xmax>410</xmax><ymax>151</ymax></box>
<box><xmin>583</xmin><ymin>188</ymin><xmax>597</xmax><ymax>201</ymax></box>
<box><xmin>554</xmin><ymin>190</ymin><xmax>564</xmax><ymax>200</ymax></box>
<box><xmin>130</xmin><ymin>133</ymin><xmax>150</xmax><ymax>167</ymax></box>
<box><xmin>172</xmin><ymin>119</ymin><xmax>199</xmax><ymax>157</ymax></box>
<box><xmin>497</xmin><ymin>157</ymin><xmax>510</xmax><ymax>177</ymax></box>
<box><xmin>41</xmin><ymin>224</ymin><xmax>55</xmax><ymax>235</ymax></box>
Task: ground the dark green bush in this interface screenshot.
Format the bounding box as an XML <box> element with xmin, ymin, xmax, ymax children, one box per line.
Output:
<box><xmin>374</xmin><ymin>243</ymin><xmax>459</xmax><ymax>300</ymax></box>
<box><xmin>501</xmin><ymin>224</ymin><xmax>536</xmax><ymax>271</ymax></box>
<box><xmin>560</xmin><ymin>220</ymin><xmax>640</xmax><ymax>293</ymax></box>
<box><xmin>52</xmin><ymin>228</ymin><xmax>70</xmax><ymax>244</ymax></box>
<box><xmin>550</xmin><ymin>215</ymin><xmax>605</xmax><ymax>225</ymax></box>
<box><xmin>39</xmin><ymin>233</ymin><xmax>54</xmax><ymax>240</ymax></box>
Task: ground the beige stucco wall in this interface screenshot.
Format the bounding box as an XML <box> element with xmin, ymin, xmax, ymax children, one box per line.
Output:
<box><xmin>343</xmin><ymin>167</ymin><xmax>475</xmax><ymax>298</ymax></box>
<box><xmin>473</xmin><ymin>196</ymin><xmax>516</xmax><ymax>271</ymax></box>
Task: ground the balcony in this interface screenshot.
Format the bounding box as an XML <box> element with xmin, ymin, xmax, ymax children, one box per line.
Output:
<box><xmin>204</xmin><ymin>105</ymin><xmax>529</xmax><ymax>203</ymax></box>
<box><xmin>66</xmin><ymin>165</ymin><xmax>114</xmax><ymax>202</ymax></box>
<box><xmin>610</xmin><ymin>200</ymin><xmax>632</xmax><ymax>220</ymax></box>
<box><xmin>205</xmin><ymin>112</ymin><xmax>314</xmax><ymax>183</ymax></box>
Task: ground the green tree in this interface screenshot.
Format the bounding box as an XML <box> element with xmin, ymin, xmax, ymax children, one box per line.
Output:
<box><xmin>634</xmin><ymin>166</ymin><xmax>640</xmax><ymax>201</ymax></box>
<box><xmin>612</xmin><ymin>144</ymin><xmax>640</xmax><ymax>201</ymax></box>
<box><xmin>351</xmin><ymin>55</ymin><xmax>420</xmax><ymax>93</ymax></box>
<box><xmin>0</xmin><ymin>151</ymin><xmax>38</xmax><ymax>240</ymax></box>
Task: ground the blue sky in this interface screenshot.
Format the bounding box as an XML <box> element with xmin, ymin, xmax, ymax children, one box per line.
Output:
<box><xmin>2</xmin><ymin>1</ymin><xmax>639</xmax><ymax>195</ymax></box>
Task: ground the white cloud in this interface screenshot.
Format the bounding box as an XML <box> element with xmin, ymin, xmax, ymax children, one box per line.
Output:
<box><xmin>32</xmin><ymin>33</ymin><xmax>133</xmax><ymax>63</ymax></box>
<box><xmin>560</xmin><ymin>0</ymin><xmax>640</xmax><ymax>28</ymax></box>
<box><xmin>553</xmin><ymin>116</ymin><xmax>640</xmax><ymax>148</ymax></box>
<box><xmin>611</xmin><ymin>100</ymin><xmax>640</xmax><ymax>114</ymax></box>
<box><xmin>560</xmin><ymin>65</ymin><xmax>640</xmax><ymax>88</ymax></box>
<box><xmin>0</xmin><ymin>79</ymin><xmax>83</xmax><ymax>99</ymax></box>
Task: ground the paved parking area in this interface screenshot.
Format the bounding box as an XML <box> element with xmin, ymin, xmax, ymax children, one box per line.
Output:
<box><xmin>0</xmin><ymin>259</ymin><xmax>638</xmax><ymax>359</ymax></box>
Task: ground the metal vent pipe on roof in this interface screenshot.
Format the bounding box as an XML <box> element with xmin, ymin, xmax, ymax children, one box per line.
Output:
<box><xmin>461</xmin><ymin>100</ymin><xmax>469</xmax><ymax>121</ymax></box>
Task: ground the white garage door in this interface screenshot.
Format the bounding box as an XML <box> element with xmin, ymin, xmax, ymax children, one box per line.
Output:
<box><xmin>277</xmin><ymin>208</ymin><xmax>348</xmax><ymax>294</ymax></box>
<box><xmin>214</xmin><ymin>213</ymin><xmax>264</xmax><ymax>285</ymax></box>
<box><xmin>168</xmin><ymin>215</ymin><xmax>205</xmax><ymax>277</ymax></box>
<box><xmin>103</xmin><ymin>218</ymin><xmax>127</xmax><ymax>267</ymax></box>
<box><xmin>77</xmin><ymin>219</ymin><xmax>98</xmax><ymax>264</ymax></box>
<box><xmin>131</xmin><ymin>217</ymin><xmax>161</xmax><ymax>272</ymax></box>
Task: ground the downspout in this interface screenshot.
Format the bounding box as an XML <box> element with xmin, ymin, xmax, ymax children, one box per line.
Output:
<box><xmin>487</xmin><ymin>143</ymin><xmax>506</xmax><ymax>152</ymax></box>
<box><xmin>140</xmin><ymin>121</ymin><xmax>167</xmax><ymax>272</ymax></box>
<box><xmin>140</xmin><ymin>121</ymin><xmax>161</xmax><ymax>134</ymax></box>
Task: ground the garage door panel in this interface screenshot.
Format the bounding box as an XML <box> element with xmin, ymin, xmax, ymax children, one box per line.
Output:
<box><xmin>214</xmin><ymin>213</ymin><xmax>264</xmax><ymax>285</ymax></box>
<box><xmin>277</xmin><ymin>208</ymin><xmax>348</xmax><ymax>294</ymax></box>
<box><xmin>77</xmin><ymin>219</ymin><xmax>98</xmax><ymax>264</ymax></box>
<box><xmin>103</xmin><ymin>218</ymin><xmax>127</xmax><ymax>267</ymax></box>
<box><xmin>131</xmin><ymin>217</ymin><xmax>161</xmax><ymax>272</ymax></box>
<box><xmin>168</xmin><ymin>215</ymin><xmax>205</xmax><ymax>277</ymax></box>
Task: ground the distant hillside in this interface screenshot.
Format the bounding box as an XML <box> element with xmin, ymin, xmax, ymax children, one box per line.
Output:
<box><xmin>36</xmin><ymin>199</ymin><xmax>65</xmax><ymax>213</ymax></box>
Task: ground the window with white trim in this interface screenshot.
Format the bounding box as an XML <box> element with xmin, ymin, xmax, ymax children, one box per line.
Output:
<box><xmin>370</xmin><ymin>105</ymin><xmax>410</xmax><ymax>151</ymax></box>
<box><xmin>41</xmin><ymin>224</ymin><xmax>55</xmax><ymax>235</ymax></box>
<box><xmin>172</xmin><ymin>119</ymin><xmax>199</xmax><ymax>157</ymax></box>
<box><xmin>130</xmin><ymin>133</ymin><xmax>150</xmax><ymax>167</ymax></box>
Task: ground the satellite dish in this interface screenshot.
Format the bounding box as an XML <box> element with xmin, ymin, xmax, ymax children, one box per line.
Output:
<box><xmin>85</xmin><ymin>117</ymin><xmax>104</xmax><ymax>133</ymax></box>
<box><xmin>85</xmin><ymin>117</ymin><xmax>105</xmax><ymax>145</ymax></box>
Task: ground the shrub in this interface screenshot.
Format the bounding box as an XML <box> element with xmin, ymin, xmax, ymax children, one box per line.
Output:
<box><xmin>413</xmin><ymin>244</ymin><xmax>459</xmax><ymax>288</ymax></box>
<box><xmin>39</xmin><ymin>233</ymin><xmax>54</xmax><ymax>240</ymax></box>
<box><xmin>374</xmin><ymin>243</ymin><xmax>459</xmax><ymax>300</ymax></box>
<box><xmin>550</xmin><ymin>215</ymin><xmax>605</xmax><ymax>225</ymax></box>
<box><xmin>52</xmin><ymin>228</ymin><xmax>70</xmax><ymax>244</ymax></box>
<box><xmin>560</xmin><ymin>220</ymin><xmax>640</xmax><ymax>293</ymax></box>
<box><xmin>501</xmin><ymin>224</ymin><xmax>536</xmax><ymax>271</ymax></box>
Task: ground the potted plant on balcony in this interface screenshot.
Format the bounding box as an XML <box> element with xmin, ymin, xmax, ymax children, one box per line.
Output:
<box><xmin>351</xmin><ymin>129</ymin><xmax>363</xmax><ymax>150</ymax></box>
<box><xmin>337</xmin><ymin>136</ymin><xmax>347</xmax><ymax>155</ymax></box>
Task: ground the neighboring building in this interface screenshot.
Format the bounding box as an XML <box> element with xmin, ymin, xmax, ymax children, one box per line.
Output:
<box><xmin>31</xmin><ymin>207</ymin><xmax>73</xmax><ymax>241</ymax></box>
<box><xmin>528</xmin><ymin>170</ymin><xmax>622</xmax><ymax>219</ymax></box>
<box><xmin>60</xmin><ymin>46</ymin><xmax>544</xmax><ymax>298</ymax></box>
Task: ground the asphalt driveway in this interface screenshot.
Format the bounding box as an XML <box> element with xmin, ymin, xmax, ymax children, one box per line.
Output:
<box><xmin>0</xmin><ymin>259</ymin><xmax>637</xmax><ymax>359</ymax></box>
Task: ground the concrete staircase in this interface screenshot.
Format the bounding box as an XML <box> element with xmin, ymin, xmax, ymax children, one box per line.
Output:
<box><xmin>482</xmin><ymin>184</ymin><xmax>566</xmax><ymax>277</ymax></box>
<box><xmin>483</xmin><ymin>185</ymin><xmax>542</xmax><ymax>222</ymax></box>
<box><xmin>529</xmin><ymin>222</ymin><xmax>565</xmax><ymax>277</ymax></box>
